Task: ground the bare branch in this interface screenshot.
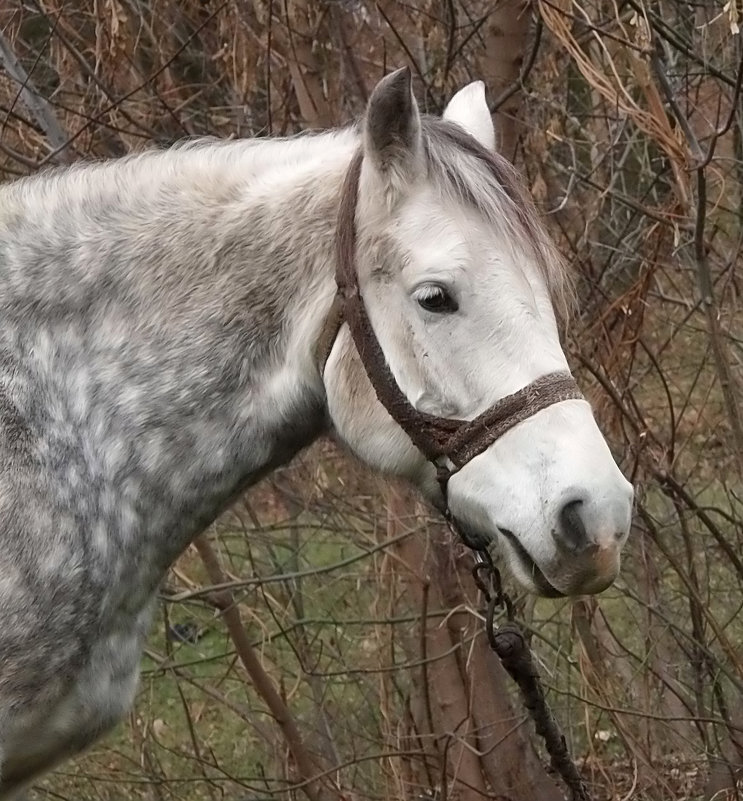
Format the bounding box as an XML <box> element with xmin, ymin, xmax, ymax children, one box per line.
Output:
<box><xmin>0</xmin><ymin>27</ymin><xmax>72</xmax><ymax>162</ymax></box>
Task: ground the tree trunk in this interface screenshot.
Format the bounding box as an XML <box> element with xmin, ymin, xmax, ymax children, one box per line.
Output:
<box><xmin>476</xmin><ymin>0</ymin><xmax>533</xmax><ymax>161</ymax></box>
<box><xmin>385</xmin><ymin>482</ymin><xmax>564</xmax><ymax>800</ymax></box>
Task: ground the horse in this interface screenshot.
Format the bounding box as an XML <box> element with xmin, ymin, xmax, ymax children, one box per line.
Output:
<box><xmin>0</xmin><ymin>67</ymin><xmax>633</xmax><ymax>797</ymax></box>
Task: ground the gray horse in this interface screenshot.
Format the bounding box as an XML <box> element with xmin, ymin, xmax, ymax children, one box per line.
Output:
<box><xmin>0</xmin><ymin>68</ymin><xmax>632</xmax><ymax>797</ymax></box>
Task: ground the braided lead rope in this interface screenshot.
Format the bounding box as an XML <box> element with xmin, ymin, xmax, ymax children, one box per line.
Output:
<box><xmin>463</xmin><ymin>543</ymin><xmax>593</xmax><ymax>801</ymax></box>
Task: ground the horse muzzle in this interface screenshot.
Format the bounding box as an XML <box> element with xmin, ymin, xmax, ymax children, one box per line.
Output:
<box><xmin>499</xmin><ymin>487</ymin><xmax>632</xmax><ymax>597</ymax></box>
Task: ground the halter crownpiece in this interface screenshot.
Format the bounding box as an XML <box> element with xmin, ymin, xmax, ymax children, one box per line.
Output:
<box><xmin>317</xmin><ymin>149</ymin><xmax>585</xmax><ymax>485</ymax></box>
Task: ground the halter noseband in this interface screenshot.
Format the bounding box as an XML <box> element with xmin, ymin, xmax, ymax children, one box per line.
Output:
<box><xmin>317</xmin><ymin>150</ymin><xmax>584</xmax><ymax>493</ymax></box>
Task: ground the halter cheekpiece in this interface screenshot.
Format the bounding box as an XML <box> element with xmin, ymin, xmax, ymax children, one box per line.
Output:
<box><xmin>317</xmin><ymin>150</ymin><xmax>585</xmax><ymax>494</ymax></box>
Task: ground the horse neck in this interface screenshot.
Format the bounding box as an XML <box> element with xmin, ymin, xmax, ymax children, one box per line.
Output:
<box><xmin>142</xmin><ymin>136</ymin><xmax>358</xmax><ymax>559</ymax></box>
<box><xmin>3</xmin><ymin>131</ymin><xmax>358</xmax><ymax>582</ymax></box>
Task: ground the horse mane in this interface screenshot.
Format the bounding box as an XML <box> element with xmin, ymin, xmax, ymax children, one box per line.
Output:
<box><xmin>421</xmin><ymin>117</ymin><xmax>573</xmax><ymax>319</ymax></box>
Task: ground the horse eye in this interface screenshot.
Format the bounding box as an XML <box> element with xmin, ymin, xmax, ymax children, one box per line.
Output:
<box><xmin>416</xmin><ymin>285</ymin><xmax>458</xmax><ymax>313</ymax></box>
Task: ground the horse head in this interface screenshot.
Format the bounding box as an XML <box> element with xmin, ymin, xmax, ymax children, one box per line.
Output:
<box><xmin>324</xmin><ymin>69</ymin><xmax>633</xmax><ymax>597</ymax></box>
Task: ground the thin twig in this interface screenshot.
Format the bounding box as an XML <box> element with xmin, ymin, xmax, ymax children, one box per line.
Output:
<box><xmin>193</xmin><ymin>535</ymin><xmax>332</xmax><ymax>801</ymax></box>
<box><xmin>651</xmin><ymin>39</ymin><xmax>743</xmax><ymax>478</ymax></box>
<box><xmin>490</xmin><ymin>14</ymin><xmax>543</xmax><ymax>112</ymax></box>
<box><xmin>0</xmin><ymin>27</ymin><xmax>73</xmax><ymax>161</ymax></box>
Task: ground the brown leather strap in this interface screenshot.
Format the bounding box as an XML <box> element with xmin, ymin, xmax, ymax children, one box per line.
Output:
<box><xmin>319</xmin><ymin>147</ymin><xmax>584</xmax><ymax>473</ymax></box>
<box><xmin>334</xmin><ymin>151</ymin><xmax>462</xmax><ymax>459</ymax></box>
<box><xmin>444</xmin><ymin>372</ymin><xmax>583</xmax><ymax>468</ymax></box>
<box><xmin>315</xmin><ymin>291</ymin><xmax>345</xmax><ymax>373</ymax></box>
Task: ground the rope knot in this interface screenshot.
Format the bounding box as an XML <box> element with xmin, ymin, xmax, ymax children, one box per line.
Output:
<box><xmin>490</xmin><ymin>624</ymin><xmax>525</xmax><ymax>662</ymax></box>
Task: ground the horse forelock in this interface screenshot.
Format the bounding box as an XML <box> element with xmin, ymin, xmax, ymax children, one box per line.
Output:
<box><xmin>420</xmin><ymin>118</ymin><xmax>573</xmax><ymax>319</ymax></box>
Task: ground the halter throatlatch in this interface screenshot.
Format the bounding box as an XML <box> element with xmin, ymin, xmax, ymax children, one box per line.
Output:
<box><xmin>316</xmin><ymin>149</ymin><xmax>594</xmax><ymax>801</ymax></box>
<box><xmin>317</xmin><ymin>150</ymin><xmax>585</xmax><ymax>489</ymax></box>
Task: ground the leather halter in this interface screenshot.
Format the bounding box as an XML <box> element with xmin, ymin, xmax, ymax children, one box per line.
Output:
<box><xmin>316</xmin><ymin>151</ymin><xmax>593</xmax><ymax>799</ymax></box>
<box><xmin>317</xmin><ymin>150</ymin><xmax>584</xmax><ymax>490</ymax></box>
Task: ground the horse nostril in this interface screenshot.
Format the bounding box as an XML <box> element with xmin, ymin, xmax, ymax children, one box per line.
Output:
<box><xmin>556</xmin><ymin>499</ymin><xmax>589</xmax><ymax>553</ymax></box>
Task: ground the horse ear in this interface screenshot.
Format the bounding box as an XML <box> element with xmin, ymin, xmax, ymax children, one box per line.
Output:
<box><xmin>363</xmin><ymin>67</ymin><xmax>422</xmax><ymax>184</ymax></box>
<box><xmin>443</xmin><ymin>81</ymin><xmax>496</xmax><ymax>151</ymax></box>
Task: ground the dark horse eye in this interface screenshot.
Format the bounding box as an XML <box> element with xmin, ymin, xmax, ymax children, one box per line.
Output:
<box><xmin>416</xmin><ymin>285</ymin><xmax>458</xmax><ymax>313</ymax></box>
